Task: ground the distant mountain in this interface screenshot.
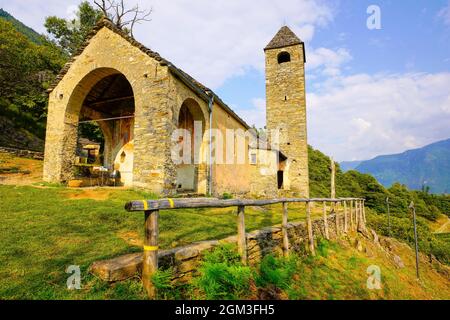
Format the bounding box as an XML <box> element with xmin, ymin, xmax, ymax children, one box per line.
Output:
<box><xmin>341</xmin><ymin>139</ymin><xmax>450</xmax><ymax>194</ymax></box>
<box><xmin>0</xmin><ymin>8</ymin><xmax>43</xmax><ymax>44</ymax></box>
<box><xmin>340</xmin><ymin>160</ymin><xmax>362</xmax><ymax>172</ymax></box>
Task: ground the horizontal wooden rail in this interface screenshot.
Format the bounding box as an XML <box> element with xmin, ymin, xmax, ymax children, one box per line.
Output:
<box><xmin>125</xmin><ymin>197</ymin><xmax>365</xmax><ymax>212</ymax></box>
<box><xmin>127</xmin><ymin>196</ymin><xmax>366</xmax><ymax>299</ymax></box>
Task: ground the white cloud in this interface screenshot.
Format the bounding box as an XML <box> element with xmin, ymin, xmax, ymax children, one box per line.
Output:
<box><xmin>131</xmin><ymin>0</ymin><xmax>335</xmax><ymax>88</ymax></box>
<box><xmin>3</xmin><ymin>0</ymin><xmax>449</xmax><ymax>163</ymax></box>
<box><xmin>2</xmin><ymin>0</ymin><xmax>342</xmax><ymax>88</ymax></box>
<box><xmin>0</xmin><ymin>0</ymin><xmax>80</xmax><ymax>32</ymax></box>
<box><xmin>234</xmin><ymin>98</ymin><xmax>266</xmax><ymax>129</ymax></box>
<box><xmin>308</xmin><ymin>72</ymin><xmax>450</xmax><ymax>161</ymax></box>
<box><xmin>307</xmin><ymin>47</ymin><xmax>352</xmax><ymax>70</ymax></box>
<box><xmin>251</xmin><ymin>98</ymin><xmax>266</xmax><ymax>110</ymax></box>
<box><xmin>437</xmin><ymin>1</ymin><xmax>450</xmax><ymax>26</ymax></box>
<box><xmin>352</xmin><ymin>118</ymin><xmax>372</xmax><ymax>132</ymax></box>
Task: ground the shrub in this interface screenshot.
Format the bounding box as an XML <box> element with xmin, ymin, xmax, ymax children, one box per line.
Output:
<box><xmin>222</xmin><ymin>192</ymin><xmax>233</xmax><ymax>200</ymax></box>
<box><xmin>255</xmin><ymin>254</ymin><xmax>298</xmax><ymax>290</ymax></box>
<box><xmin>367</xmin><ymin>212</ymin><xmax>450</xmax><ymax>264</ymax></box>
<box><xmin>193</xmin><ymin>244</ymin><xmax>252</xmax><ymax>300</ymax></box>
<box><xmin>151</xmin><ymin>268</ymin><xmax>176</xmax><ymax>300</ymax></box>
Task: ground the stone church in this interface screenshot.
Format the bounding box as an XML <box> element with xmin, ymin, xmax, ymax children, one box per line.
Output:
<box><xmin>43</xmin><ymin>18</ymin><xmax>309</xmax><ymax>197</ymax></box>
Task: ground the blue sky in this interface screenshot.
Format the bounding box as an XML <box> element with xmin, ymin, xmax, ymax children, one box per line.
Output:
<box><xmin>1</xmin><ymin>0</ymin><xmax>450</xmax><ymax>161</ymax></box>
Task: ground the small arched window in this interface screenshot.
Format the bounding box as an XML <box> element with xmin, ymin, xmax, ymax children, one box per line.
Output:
<box><xmin>277</xmin><ymin>51</ymin><xmax>291</xmax><ymax>64</ymax></box>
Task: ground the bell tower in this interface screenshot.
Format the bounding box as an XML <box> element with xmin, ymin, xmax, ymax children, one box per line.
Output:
<box><xmin>264</xmin><ymin>26</ymin><xmax>309</xmax><ymax>197</ymax></box>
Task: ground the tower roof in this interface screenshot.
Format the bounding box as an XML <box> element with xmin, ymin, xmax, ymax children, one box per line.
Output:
<box><xmin>264</xmin><ymin>26</ymin><xmax>303</xmax><ymax>50</ymax></box>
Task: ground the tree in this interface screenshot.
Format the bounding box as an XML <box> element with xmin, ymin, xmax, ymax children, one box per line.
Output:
<box><xmin>0</xmin><ymin>19</ymin><xmax>66</xmax><ymax>138</ymax></box>
<box><xmin>94</xmin><ymin>0</ymin><xmax>152</xmax><ymax>38</ymax></box>
<box><xmin>45</xmin><ymin>1</ymin><xmax>103</xmax><ymax>55</ymax></box>
<box><xmin>45</xmin><ymin>1</ymin><xmax>152</xmax><ymax>55</ymax></box>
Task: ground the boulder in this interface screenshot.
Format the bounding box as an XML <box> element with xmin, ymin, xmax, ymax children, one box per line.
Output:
<box><xmin>393</xmin><ymin>255</ymin><xmax>405</xmax><ymax>268</ymax></box>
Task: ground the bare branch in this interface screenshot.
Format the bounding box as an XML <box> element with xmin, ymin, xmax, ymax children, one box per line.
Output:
<box><xmin>93</xmin><ymin>0</ymin><xmax>152</xmax><ymax>37</ymax></box>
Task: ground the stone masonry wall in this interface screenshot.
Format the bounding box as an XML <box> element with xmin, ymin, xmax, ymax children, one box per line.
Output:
<box><xmin>0</xmin><ymin>147</ymin><xmax>44</xmax><ymax>160</ymax></box>
<box><xmin>91</xmin><ymin>212</ymin><xmax>347</xmax><ymax>284</ymax></box>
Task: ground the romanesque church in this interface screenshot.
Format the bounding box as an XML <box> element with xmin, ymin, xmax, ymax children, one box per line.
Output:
<box><xmin>43</xmin><ymin>19</ymin><xmax>309</xmax><ymax>197</ymax></box>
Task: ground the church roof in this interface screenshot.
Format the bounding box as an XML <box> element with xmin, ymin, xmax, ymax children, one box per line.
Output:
<box><xmin>264</xmin><ymin>26</ymin><xmax>303</xmax><ymax>50</ymax></box>
<box><xmin>47</xmin><ymin>18</ymin><xmax>252</xmax><ymax>130</ymax></box>
<box><xmin>47</xmin><ymin>18</ymin><xmax>286</xmax><ymax>156</ymax></box>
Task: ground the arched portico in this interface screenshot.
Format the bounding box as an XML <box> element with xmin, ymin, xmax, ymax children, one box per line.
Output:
<box><xmin>174</xmin><ymin>98</ymin><xmax>208</xmax><ymax>194</ymax></box>
<box><xmin>44</xmin><ymin>67</ymin><xmax>136</xmax><ymax>186</ymax></box>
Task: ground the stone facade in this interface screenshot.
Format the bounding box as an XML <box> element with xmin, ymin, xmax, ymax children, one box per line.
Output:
<box><xmin>43</xmin><ymin>20</ymin><xmax>309</xmax><ymax>197</ymax></box>
<box><xmin>265</xmin><ymin>27</ymin><xmax>310</xmax><ymax>197</ymax></box>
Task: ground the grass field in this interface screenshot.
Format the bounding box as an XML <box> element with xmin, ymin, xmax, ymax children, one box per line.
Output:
<box><xmin>0</xmin><ymin>184</ymin><xmax>317</xmax><ymax>299</ymax></box>
<box><xmin>1</xmin><ymin>154</ymin><xmax>449</xmax><ymax>300</ymax></box>
<box><xmin>1</xmin><ymin>184</ymin><xmax>449</xmax><ymax>299</ymax></box>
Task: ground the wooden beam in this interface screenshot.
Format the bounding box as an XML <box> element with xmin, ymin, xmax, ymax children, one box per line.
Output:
<box><xmin>344</xmin><ymin>201</ymin><xmax>348</xmax><ymax>233</ymax></box>
<box><xmin>335</xmin><ymin>201</ymin><xmax>340</xmax><ymax>236</ymax></box>
<box><xmin>87</xmin><ymin>95</ymin><xmax>134</xmax><ymax>107</ymax></box>
<box><xmin>306</xmin><ymin>202</ymin><xmax>315</xmax><ymax>255</ymax></box>
<box><xmin>237</xmin><ymin>205</ymin><xmax>247</xmax><ymax>265</ymax></box>
<box><xmin>355</xmin><ymin>200</ymin><xmax>359</xmax><ymax>230</ymax></box>
<box><xmin>282</xmin><ymin>202</ymin><xmax>289</xmax><ymax>257</ymax></box>
<box><xmin>350</xmin><ymin>200</ymin><xmax>354</xmax><ymax>231</ymax></box>
<box><xmin>125</xmin><ymin>197</ymin><xmax>365</xmax><ymax>212</ymax></box>
<box><xmin>142</xmin><ymin>209</ymin><xmax>159</xmax><ymax>299</ymax></box>
<box><xmin>330</xmin><ymin>157</ymin><xmax>336</xmax><ymax>199</ymax></box>
<box><xmin>363</xmin><ymin>200</ymin><xmax>367</xmax><ymax>225</ymax></box>
<box><xmin>322</xmin><ymin>201</ymin><xmax>329</xmax><ymax>240</ymax></box>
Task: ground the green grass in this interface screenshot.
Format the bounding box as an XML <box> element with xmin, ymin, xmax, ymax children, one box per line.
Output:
<box><xmin>3</xmin><ymin>184</ymin><xmax>447</xmax><ymax>300</ymax></box>
<box><xmin>0</xmin><ymin>185</ymin><xmax>312</xmax><ymax>299</ymax></box>
<box><xmin>170</xmin><ymin>240</ymin><xmax>450</xmax><ymax>300</ymax></box>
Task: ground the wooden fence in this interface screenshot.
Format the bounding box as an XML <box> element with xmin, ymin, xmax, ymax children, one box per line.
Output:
<box><xmin>125</xmin><ymin>197</ymin><xmax>366</xmax><ymax>298</ymax></box>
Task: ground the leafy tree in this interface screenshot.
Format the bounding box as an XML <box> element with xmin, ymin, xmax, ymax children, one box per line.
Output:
<box><xmin>0</xmin><ymin>19</ymin><xmax>66</xmax><ymax>138</ymax></box>
<box><xmin>45</xmin><ymin>1</ymin><xmax>103</xmax><ymax>55</ymax></box>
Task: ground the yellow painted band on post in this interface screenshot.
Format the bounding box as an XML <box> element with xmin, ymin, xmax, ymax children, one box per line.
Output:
<box><xmin>142</xmin><ymin>200</ymin><xmax>148</xmax><ymax>210</ymax></box>
<box><xmin>143</xmin><ymin>245</ymin><xmax>159</xmax><ymax>251</ymax></box>
<box><xmin>168</xmin><ymin>198</ymin><xmax>175</xmax><ymax>208</ymax></box>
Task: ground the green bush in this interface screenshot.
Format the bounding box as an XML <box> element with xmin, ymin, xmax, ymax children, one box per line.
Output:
<box><xmin>221</xmin><ymin>192</ymin><xmax>233</xmax><ymax>200</ymax></box>
<box><xmin>151</xmin><ymin>268</ymin><xmax>175</xmax><ymax>300</ymax></box>
<box><xmin>367</xmin><ymin>212</ymin><xmax>450</xmax><ymax>264</ymax></box>
<box><xmin>193</xmin><ymin>244</ymin><xmax>252</xmax><ymax>300</ymax></box>
<box><xmin>255</xmin><ymin>254</ymin><xmax>298</xmax><ymax>290</ymax></box>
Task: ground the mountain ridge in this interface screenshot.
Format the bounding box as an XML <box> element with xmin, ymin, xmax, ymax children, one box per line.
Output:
<box><xmin>341</xmin><ymin>138</ymin><xmax>450</xmax><ymax>194</ymax></box>
<box><xmin>0</xmin><ymin>8</ymin><xmax>43</xmax><ymax>44</ymax></box>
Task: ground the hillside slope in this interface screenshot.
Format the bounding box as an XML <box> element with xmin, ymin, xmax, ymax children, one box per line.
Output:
<box><xmin>0</xmin><ymin>8</ymin><xmax>43</xmax><ymax>44</ymax></box>
<box><xmin>0</xmin><ymin>10</ymin><xmax>65</xmax><ymax>152</ymax></box>
<box><xmin>0</xmin><ymin>116</ymin><xmax>44</xmax><ymax>151</ymax></box>
<box><xmin>261</xmin><ymin>233</ymin><xmax>450</xmax><ymax>300</ymax></box>
<box><xmin>345</xmin><ymin>139</ymin><xmax>450</xmax><ymax>194</ymax></box>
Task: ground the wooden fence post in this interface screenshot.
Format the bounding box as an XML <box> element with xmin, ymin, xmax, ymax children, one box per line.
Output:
<box><xmin>344</xmin><ymin>201</ymin><xmax>348</xmax><ymax>233</ymax></box>
<box><xmin>143</xmin><ymin>209</ymin><xmax>159</xmax><ymax>299</ymax></box>
<box><xmin>357</xmin><ymin>200</ymin><xmax>364</xmax><ymax>232</ymax></box>
<box><xmin>282</xmin><ymin>202</ymin><xmax>289</xmax><ymax>257</ymax></box>
<box><xmin>322</xmin><ymin>201</ymin><xmax>329</xmax><ymax>240</ymax></box>
<box><xmin>306</xmin><ymin>201</ymin><xmax>315</xmax><ymax>255</ymax></box>
<box><xmin>363</xmin><ymin>200</ymin><xmax>367</xmax><ymax>225</ymax></box>
<box><xmin>335</xmin><ymin>202</ymin><xmax>340</xmax><ymax>236</ymax></box>
<box><xmin>355</xmin><ymin>200</ymin><xmax>359</xmax><ymax>230</ymax></box>
<box><xmin>350</xmin><ymin>200</ymin><xmax>354</xmax><ymax>231</ymax></box>
<box><xmin>237</xmin><ymin>205</ymin><xmax>248</xmax><ymax>265</ymax></box>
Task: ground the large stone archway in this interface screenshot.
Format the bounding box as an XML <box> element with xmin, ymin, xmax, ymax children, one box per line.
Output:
<box><xmin>44</xmin><ymin>68</ymin><xmax>136</xmax><ymax>185</ymax></box>
<box><xmin>174</xmin><ymin>98</ymin><xmax>208</xmax><ymax>194</ymax></box>
<box><xmin>43</xmin><ymin>26</ymin><xmax>177</xmax><ymax>193</ymax></box>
